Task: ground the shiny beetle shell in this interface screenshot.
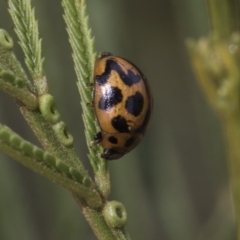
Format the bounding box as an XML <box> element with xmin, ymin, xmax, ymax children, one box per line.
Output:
<box><xmin>93</xmin><ymin>52</ymin><xmax>152</xmax><ymax>160</ymax></box>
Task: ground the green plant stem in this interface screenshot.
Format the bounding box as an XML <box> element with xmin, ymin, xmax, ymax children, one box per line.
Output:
<box><xmin>0</xmin><ymin>140</ymin><xmax>102</xmax><ymax>208</ymax></box>
<box><xmin>204</xmin><ymin>1</ymin><xmax>240</xmax><ymax>237</ymax></box>
<box><xmin>74</xmin><ymin>196</ymin><xmax>131</xmax><ymax>240</ymax></box>
<box><xmin>20</xmin><ymin>107</ymin><xmax>86</xmax><ymax>172</ymax></box>
<box><xmin>187</xmin><ymin>37</ymin><xmax>240</xmax><ymax>237</ymax></box>
<box><xmin>0</xmin><ymin>79</ymin><xmax>38</xmax><ymax>110</ymax></box>
<box><xmin>83</xmin><ymin>207</ymin><xmax>131</xmax><ymax>240</ymax></box>
<box><xmin>62</xmin><ymin>0</ymin><xmax>110</xmax><ymax>198</ymax></box>
<box><xmin>205</xmin><ymin>0</ymin><xmax>239</xmax><ymax>40</ymax></box>
<box><xmin>224</xmin><ymin>118</ymin><xmax>240</xmax><ymax>237</ymax></box>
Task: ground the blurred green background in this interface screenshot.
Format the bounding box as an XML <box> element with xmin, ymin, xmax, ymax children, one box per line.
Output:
<box><xmin>0</xmin><ymin>1</ymin><xmax>236</xmax><ymax>239</ymax></box>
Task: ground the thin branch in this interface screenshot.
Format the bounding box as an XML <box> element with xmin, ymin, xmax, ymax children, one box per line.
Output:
<box><xmin>0</xmin><ymin>77</ymin><xmax>38</xmax><ymax>110</ymax></box>
<box><xmin>0</xmin><ymin>124</ymin><xmax>103</xmax><ymax>208</ymax></box>
<box><xmin>188</xmin><ymin>1</ymin><xmax>240</xmax><ymax>238</ymax></box>
<box><xmin>205</xmin><ymin>0</ymin><xmax>239</xmax><ymax>40</ymax></box>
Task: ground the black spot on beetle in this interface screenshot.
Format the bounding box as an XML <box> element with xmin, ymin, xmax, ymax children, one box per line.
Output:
<box><xmin>108</xmin><ymin>60</ymin><xmax>141</xmax><ymax>86</ymax></box>
<box><xmin>108</xmin><ymin>136</ymin><xmax>118</xmax><ymax>144</ymax></box>
<box><xmin>96</xmin><ymin>74</ymin><xmax>109</xmax><ymax>86</ymax></box>
<box><xmin>111</xmin><ymin>115</ymin><xmax>129</xmax><ymax>133</ymax></box>
<box><xmin>99</xmin><ymin>86</ymin><xmax>123</xmax><ymax>110</ymax></box>
<box><xmin>125</xmin><ymin>91</ymin><xmax>144</xmax><ymax>116</ymax></box>
<box><xmin>125</xmin><ymin>137</ymin><xmax>135</xmax><ymax>148</ymax></box>
<box><xmin>95</xmin><ymin>60</ymin><xmax>112</xmax><ymax>85</ymax></box>
<box><xmin>96</xmin><ymin>59</ymin><xmax>141</xmax><ymax>86</ymax></box>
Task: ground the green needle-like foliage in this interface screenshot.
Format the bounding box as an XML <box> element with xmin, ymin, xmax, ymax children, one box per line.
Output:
<box><xmin>62</xmin><ymin>0</ymin><xmax>97</xmax><ymax>165</ymax></box>
<box><xmin>0</xmin><ymin>29</ymin><xmax>30</xmax><ymax>86</ymax></box>
<box><xmin>62</xmin><ymin>0</ymin><xmax>110</xmax><ymax>197</ymax></box>
<box><xmin>0</xmin><ymin>29</ymin><xmax>38</xmax><ymax>109</ymax></box>
<box><xmin>1</xmin><ymin>0</ymin><xmax>131</xmax><ymax>238</ymax></box>
<box><xmin>0</xmin><ymin>124</ymin><xmax>103</xmax><ymax>208</ymax></box>
<box><xmin>8</xmin><ymin>0</ymin><xmax>46</xmax><ymax>94</ymax></box>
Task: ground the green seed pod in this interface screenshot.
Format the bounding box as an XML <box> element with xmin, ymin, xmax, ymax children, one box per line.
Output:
<box><xmin>102</xmin><ymin>201</ymin><xmax>127</xmax><ymax>228</ymax></box>
<box><xmin>0</xmin><ymin>128</ymin><xmax>11</xmax><ymax>142</ymax></box>
<box><xmin>69</xmin><ymin>167</ymin><xmax>84</xmax><ymax>183</ymax></box>
<box><xmin>20</xmin><ymin>141</ymin><xmax>34</xmax><ymax>157</ymax></box>
<box><xmin>82</xmin><ymin>177</ymin><xmax>92</xmax><ymax>187</ymax></box>
<box><xmin>55</xmin><ymin>159</ymin><xmax>71</xmax><ymax>178</ymax></box>
<box><xmin>33</xmin><ymin>147</ymin><xmax>44</xmax><ymax>162</ymax></box>
<box><xmin>10</xmin><ymin>135</ymin><xmax>22</xmax><ymax>149</ymax></box>
<box><xmin>43</xmin><ymin>152</ymin><xmax>56</xmax><ymax>167</ymax></box>
<box><xmin>52</xmin><ymin>121</ymin><xmax>74</xmax><ymax>147</ymax></box>
<box><xmin>39</xmin><ymin>94</ymin><xmax>60</xmax><ymax>124</ymax></box>
<box><xmin>0</xmin><ymin>29</ymin><xmax>13</xmax><ymax>50</ymax></box>
<box><xmin>15</xmin><ymin>77</ymin><xmax>26</xmax><ymax>87</ymax></box>
<box><xmin>0</xmin><ymin>70</ymin><xmax>15</xmax><ymax>84</ymax></box>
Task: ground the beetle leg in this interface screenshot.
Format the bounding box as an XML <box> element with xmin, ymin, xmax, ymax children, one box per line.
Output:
<box><xmin>91</xmin><ymin>132</ymin><xmax>102</xmax><ymax>145</ymax></box>
<box><xmin>87</xmin><ymin>82</ymin><xmax>94</xmax><ymax>87</ymax></box>
<box><xmin>86</xmin><ymin>102</ymin><xmax>94</xmax><ymax>108</ymax></box>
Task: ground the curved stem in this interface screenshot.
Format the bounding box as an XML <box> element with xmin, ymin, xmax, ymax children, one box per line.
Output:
<box><xmin>224</xmin><ymin>118</ymin><xmax>240</xmax><ymax>238</ymax></box>
<box><xmin>205</xmin><ymin>0</ymin><xmax>239</xmax><ymax>40</ymax></box>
